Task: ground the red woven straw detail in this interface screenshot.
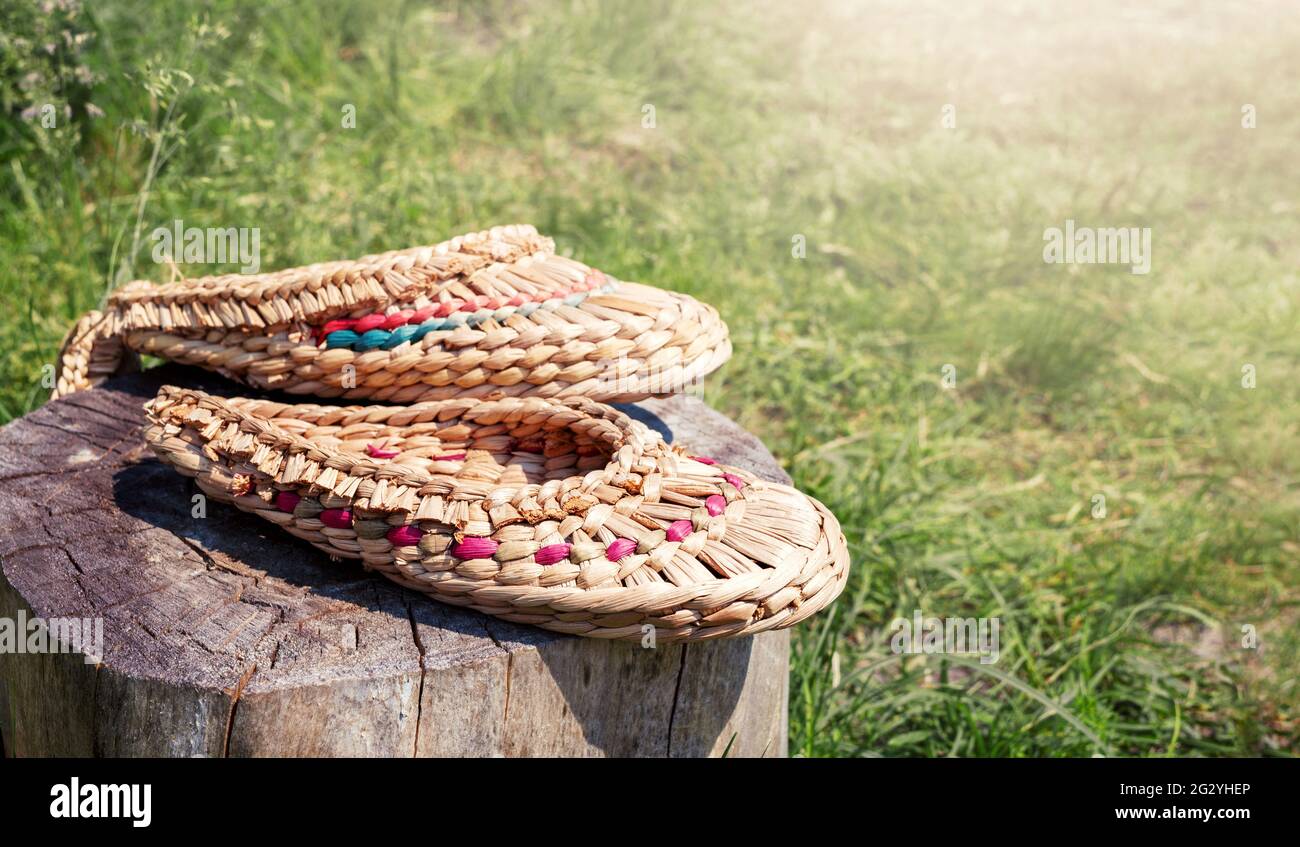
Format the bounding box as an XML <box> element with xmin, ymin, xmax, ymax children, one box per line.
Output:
<box><xmin>666</xmin><ymin>520</ymin><xmax>693</xmax><ymax>542</ymax></box>
<box><xmin>535</xmin><ymin>543</ymin><xmax>571</xmax><ymax>565</ymax></box>
<box><xmin>387</xmin><ymin>525</ymin><xmax>423</xmax><ymax>546</ymax></box>
<box><xmin>606</xmin><ymin>538</ymin><xmax>637</xmax><ymax>561</ymax></box>
<box><xmin>452</xmin><ymin>537</ymin><xmax>498</xmax><ymax>559</ymax></box>
<box><xmin>353</xmin><ymin>313</ymin><xmax>387</xmax><ymax>333</ymax></box>
<box><xmin>320</xmin><ymin>508</ymin><xmax>353</xmax><ymax>528</ymax></box>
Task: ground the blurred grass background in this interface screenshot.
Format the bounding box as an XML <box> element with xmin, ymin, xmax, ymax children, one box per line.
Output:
<box><xmin>2</xmin><ymin>0</ymin><xmax>1297</xmax><ymax>755</ymax></box>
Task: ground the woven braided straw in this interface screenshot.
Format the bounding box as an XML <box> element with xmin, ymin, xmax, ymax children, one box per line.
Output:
<box><xmin>54</xmin><ymin>224</ymin><xmax>731</xmax><ymax>403</ymax></box>
<box><xmin>144</xmin><ymin>386</ymin><xmax>849</xmax><ymax>642</ymax></box>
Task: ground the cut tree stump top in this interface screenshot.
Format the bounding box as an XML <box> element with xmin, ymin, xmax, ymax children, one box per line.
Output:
<box><xmin>0</xmin><ymin>365</ymin><xmax>791</xmax><ymax>757</ymax></box>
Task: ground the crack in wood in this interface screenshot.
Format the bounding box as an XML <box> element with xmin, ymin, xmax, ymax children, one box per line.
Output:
<box><xmin>665</xmin><ymin>644</ymin><xmax>690</xmax><ymax>757</ymax></box>
<box><xmin>222</xmin><ymin>663</ymin><xmax>257</xmax><ymax>758</ymax></box>
<box><xmin>404</xmin><ymin>598</ymin><xmax>426</xmax><ymax>758</ymax></box>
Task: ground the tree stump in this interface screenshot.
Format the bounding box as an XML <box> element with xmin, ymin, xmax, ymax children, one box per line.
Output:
<box><xmin>0</xmin><ymin>365</ymin><xmax>790</xmax><ymax>757</ymax></box>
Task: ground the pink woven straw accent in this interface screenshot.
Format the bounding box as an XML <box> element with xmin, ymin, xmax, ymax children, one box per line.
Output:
<box><xmin>354</xmin><ymin>313</ymin><xmax>386</xmax><ymax>333</ymax></box>
<box><xmin>366</xmin><ymin>443</ymin><xmax>400</xmax><ymax>459</ymax></box>
<box><xmin>723</xmin><ymin>473</ymin><xmax>745</xmax><ymax>490</ymax></box>
<box><xmin>691</xmin><ymin>455</ymin><xmax>717</xmax><ymax>465</ymax></box>
<box><xmin>535</xmin><ymin>543</ymin><xmax>571</xmax><ymax>565</ymax></box>
<box><xmin>606</xmin><ymin>538</ymin><xmax>637</xmax><ymax>561</ymax></box>
<box><xmin>705</xmin><ymin>494</ymin><xmax>726</xmax><ymax>516</ymax></box>
<box><xmin>387</xmin><ymin>525</ymin><xmax>423</xmax><ymax>546</ymax></box>
<box><xmin>452</xmin><ymin>537</ymin><xmax>498</xmax><ymax>559</ymax></box>
<box><xmin>382</xmin><ymin>310</ymin><xmax>414</xmax><ymax>330</ymax></box>
<box><xmin>320</xmin><ymin>508</ymin><xmax>353</xmax><ymax>528</ymax></box>
<box><xmin>666</xmin><ymin>520</ymin><xmax>693</xmax><ymax>542</ymax></box>
<box><xmin>318</xmin><ymin>318</ymin><xmax>357</xmax><ymax>336</ymax></box>
<box><xmin>275</xmin><ymin>490</ymin><xmax>301</xmax><ymax>513</ymax></box>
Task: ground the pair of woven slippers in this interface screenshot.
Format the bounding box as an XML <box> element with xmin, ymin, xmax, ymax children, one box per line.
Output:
<box><xmin>55</xmin><ymin>225</ymin><xmax>848</xmax><ymax>642</ymax></box>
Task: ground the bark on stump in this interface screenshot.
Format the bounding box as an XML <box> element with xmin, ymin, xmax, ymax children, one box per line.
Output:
<box><xmin>0</xmin><ymin>365</ymin><xmax>790</xmax><ymax>757</ymax></box>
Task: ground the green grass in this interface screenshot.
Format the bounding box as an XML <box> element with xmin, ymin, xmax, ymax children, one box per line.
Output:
<box><xmin>2</xmin><ymin>0</ymin><xmax>1297</xmax><ymax>756</ymax></box>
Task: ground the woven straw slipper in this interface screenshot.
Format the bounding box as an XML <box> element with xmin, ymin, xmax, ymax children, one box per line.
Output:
<box><xmin>143</xmin><ymin>386</ymin><xmax>849</xmax><ymax>642</ymax></box>
<box><xmin>54</xmin><ymin>225</ymin><xmax>731</xmax><ymax>403</ymax></box>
